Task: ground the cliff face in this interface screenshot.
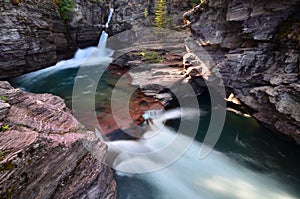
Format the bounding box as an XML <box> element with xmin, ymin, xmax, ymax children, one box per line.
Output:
<box><xmin>0</xmin><ymin>0</ymin><xmax>191</xmax><ymax>80</ymax></box>
<box><xmin>184</xmin><ymin>0</ymin><xmax>300</xmax><ymax>143</ymax></box>
<box><xmin>1</xmin><ymin>0</ymin><xmax>299</xmax><ymax>142</ymax></box>
<box><xmin>0</xmin><ymin>0</ymin><xmax>117</xmax><ymax>79</ymax></box>
<box><xmin>0</xmin><ymin>81</ymin><xmax>117</xmax><ymax>199</ymax></box>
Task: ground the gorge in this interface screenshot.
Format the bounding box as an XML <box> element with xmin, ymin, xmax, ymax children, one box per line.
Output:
<box><xmin>0</xmin><ymin>0</ymin><xmax>300</xmax><ymax>198</ymax></box>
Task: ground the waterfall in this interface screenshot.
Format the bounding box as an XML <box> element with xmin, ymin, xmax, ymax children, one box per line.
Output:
<box><xmin>13</xmin><ymin>9</ymin><xmax>114</xmax><ymax>86</ymax></box>
<box><xmin>105</xmin><ymin>8</ymin><xmax>114</xmax><ymax>28</ymax></box>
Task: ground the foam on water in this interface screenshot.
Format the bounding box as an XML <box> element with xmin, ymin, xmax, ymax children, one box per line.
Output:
<box><xmin>13</xmin><ymin>11</ymin><xmax>115</xmax><ymax>87</ymax></box>
<box><xmin>101</xmin><ymin>108</ymin><xmax>299</xmax><ymax>199</ymax></box>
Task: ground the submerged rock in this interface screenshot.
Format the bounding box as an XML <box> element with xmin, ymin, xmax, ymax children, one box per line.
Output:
<box><xmin>0</xmin><ymin>81</ymin><xmax>117</xmax><ymax>199</ymax></box>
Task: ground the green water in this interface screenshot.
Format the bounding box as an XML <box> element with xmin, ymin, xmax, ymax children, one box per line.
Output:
<box><xmin>115</xmin><ymin>93</ymin><xmax>300</xmax><ymax>199</ymax></box>
<box><xmin>11</xmin><ymin>67</ymin><xmax>300</xmax><ymax>199</ymax></box>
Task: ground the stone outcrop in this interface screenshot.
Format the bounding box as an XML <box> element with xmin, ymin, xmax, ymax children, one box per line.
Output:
<box><xmin>0</xmin><ymin>0</ymin><xmax>114</xmax><ymax>79</ymax></box>
<box><xmin>0</xmin><ymin>0</ymin><xmax>191</xmax><ymax>80</ymax></box>
<box><xmin>183</xmin><ymin>0</ymin><xmax>300</xmax><ymax>143</ymax></box>
<box><xmin>1</xmin><ymin>0</ymin><xmax>299</xmax><ymax>144</ymax></box>
<box><xmin>0</xmin><ymin>81</ymin><xmax>117</xmax><ymax>199</ymax></box>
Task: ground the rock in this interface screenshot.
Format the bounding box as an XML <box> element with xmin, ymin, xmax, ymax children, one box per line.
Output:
<box><xmin>225</xmin><ymin>93</ymin><xmax>241</xmax><ymax>105</ymax></box>
<box><xmin>184</xmin><ymin>0</ymin><xmax>300</xmax><ymax>143</ymax></box>
<box><xmin>111</xmin><ymin>0</ymin><xmax>190</xmax><ymax>32</ymax></box>
<box><xmin>0</xmin><ymin>81</ymin><xmax>117</xmax><ymax>199</ymax></box>
<box><xmin>112</xmin><ymin>47</ymin><xmax>207</xmax><ymax>107</ymax></box>
<box><xmin>0</xmin><ymin>0</ymin><xmax>191</xmax><ymax>79</ymax></box>
<box><xmin>90</xmin><ymin>65</ymin><xmax>165</xmax><ymax>136</ymax></box>
<box><xmin>0</xmin><ymin>0</ymin><xmax>119</xmax><ymax>79</ymax></box>
<box><xmin>0</xmin><ymin>101</ymin><xmax>10</xmax><ymax>121</ymax></box>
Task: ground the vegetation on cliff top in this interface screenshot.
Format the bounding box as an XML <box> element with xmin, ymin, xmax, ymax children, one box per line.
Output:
<box><xmin>154</xmin><ymin>0</ymin><xmax>167</xmax><ymax>28</ymax></box>
<box><xmin>55</xmin><ymin>0</ymin><xmax>75</xmax><ymax>21</ymax></box>
<box><xmin>139</xmin><ymin>51</ymin><xmax>165</xmax><ymax>63</ymax></box>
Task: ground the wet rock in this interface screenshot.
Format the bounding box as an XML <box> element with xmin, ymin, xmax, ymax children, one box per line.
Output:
<box><xmin>0</xmin><ymin>81</ymin><xmax>117</xmax><ymax>199</ymax></box>
<box><xmin>95</xmin><ymin>66</ymin><xmax>164</xmax><ymax>135</ymax></box>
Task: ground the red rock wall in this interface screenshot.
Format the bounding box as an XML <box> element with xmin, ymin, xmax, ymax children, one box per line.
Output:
<box><xmin>0</xmin><ymin>81</ymin><xmax>117</xmax><ymax>198</ymax></box>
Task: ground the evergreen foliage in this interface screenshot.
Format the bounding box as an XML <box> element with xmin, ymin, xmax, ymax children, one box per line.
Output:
<box><xmin>154</xmin><ymin>0</ymin><xmax>167</xmax><ymax>28</ymax></box>
<box><xmin>55</xmin><ymin>0</ymin><xmax>75</xmax><ymax>21</ymax></box>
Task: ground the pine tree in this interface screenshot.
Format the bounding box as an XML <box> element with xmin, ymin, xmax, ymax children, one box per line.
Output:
<box><xmin>154</xmin><ymin>0</ymin><xmax>167</xmax><ymax>28</ymax></box>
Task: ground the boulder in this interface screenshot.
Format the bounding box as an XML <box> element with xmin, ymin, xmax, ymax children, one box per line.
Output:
<box><xmin>0</xmin><ymin>81</ymin><xmax>117</xmax><ymax>199</ymax></box>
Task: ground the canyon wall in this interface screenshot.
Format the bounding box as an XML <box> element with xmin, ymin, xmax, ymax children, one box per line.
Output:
<box><xmin>0</xmin><ymin>0</ymin><xmax>115</xmax><ymax>79</ymax></box>
<box><xmin>0</xmin><ymin>0</ymin><xmax>195</xmax><ymax>79</ymax></box>
<box><xmin>184</xmin><ymin>0</ymin><xmax>300</xmax><ymax>143</ymax></box>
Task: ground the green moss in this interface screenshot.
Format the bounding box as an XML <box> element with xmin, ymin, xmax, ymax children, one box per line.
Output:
<box><xmin>0</xmin><ymin>96</ymin><xmax>8</xmax><ymax>102</ymax></box>
<box><xmin>1</xmin><ymin>125</ymin><xmax>9</xmax><ymax>132</ymax></box>
<box><xmin>0</xmin><ymin>151</ymin><xmax>7</xmax><ymax>161</ymax></box>
<box><xmin>139</xmin><ymin>51</ymin><xmax>165</xmax><ymax>63</ymax></box>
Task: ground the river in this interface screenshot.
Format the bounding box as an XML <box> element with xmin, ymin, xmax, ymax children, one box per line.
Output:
<box><xmin>10</xmin><ymin>63</ymin><xmax>300</xmax><ymax>199</ymax></box>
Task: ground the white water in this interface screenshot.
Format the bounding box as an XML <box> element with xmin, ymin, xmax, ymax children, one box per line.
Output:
<box><xmin>105</xmin><ymin>8</ymin><xmax>114</xmax><ymax>28</ymax></box>
<box><xmin>14</xmin><ymin>10</ymin><xmax>115</xmax><ymax>86</ymax></box>
<box><xmin>10</xmin><ymin>6</ymin><xmax>299</xmax><ymax>198</ymax></box>
<box><xmin>101</xmin><ymin>108</ymin><xmax>299</xmax><ymax>199</ymax></box>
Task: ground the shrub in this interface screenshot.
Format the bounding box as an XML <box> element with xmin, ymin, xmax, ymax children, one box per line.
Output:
<box><xmin>139</xmin><ymin>51</ymin><xmax>165</xmax><ymax>63</ymax></box>
<box><xmin>55</xmin><ymin>0</ymin><xmax>75</xmax><ymax>22</ymax></box>
<box><xmin>0</xmin><ymin>96</ymin><xmax>8</xmax><ymax>102</ymax></box>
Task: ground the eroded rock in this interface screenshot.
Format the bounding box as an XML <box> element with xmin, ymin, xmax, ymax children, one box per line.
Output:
<box><xmin>184</xmin><ymin>0</ymin><xmax>300</xmax><ymax>143</ymax></box>
<box><xmin>0</xmin><ymin>81</ymin><xmax>117</xmax><ymax>199</ymax></box>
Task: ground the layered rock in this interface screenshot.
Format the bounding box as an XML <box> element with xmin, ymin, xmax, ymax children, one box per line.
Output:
<box><xmin>0</xmin><ymin>81</ymin><xmax>117</xmax><ymax>199</ymax></box>
<box><xmin>183</xmin><ymin>0</ymin><xmax>300</xmax><ymax>143</ymax></box>
<box><xmin>0</xmin><ymin>0</ymin><xmax>192</xmax><ymax>80</ymax></box>
<box><xmin>0</xmin><ymin>0</ymin><xmax>113</xmax><ymax>79</ymax></box>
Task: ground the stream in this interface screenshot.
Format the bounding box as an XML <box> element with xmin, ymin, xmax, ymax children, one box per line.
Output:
<box><xmin>9</xmin><ymin>12</ymin><xmax>300</xmax><ymax>197</ymax></box>
<box><xmin>10</xmin><ymin>63</ymin><xmax>300</xmax><ymax>199</ymax></box>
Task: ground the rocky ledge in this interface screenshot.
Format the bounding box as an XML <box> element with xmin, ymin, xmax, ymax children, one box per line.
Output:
<box><xmin>0</xmin><ymin>81</ymin><xmax>117</xmax><ymax>199</ymax></box>
<box><xmin>0</xmin><ymin>0</ymin><xmax>190</xmax><ymax>80</ymax></box>
<box><xmin>182</xmin><ymin>0</ymin><xmax>300</xmax><ymax>143</ymax></box>
<box><xmin>0</xmin><ymin>0</ymin><xmax>120</xmax><ymax>79</ymax></box>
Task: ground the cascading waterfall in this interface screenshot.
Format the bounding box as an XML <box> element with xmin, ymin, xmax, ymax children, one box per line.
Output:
<box><xmin>13</xmin><ymin>9</ymin><xmax>115</xmax><ymax>87</ymax></box>
<box><xmin>105</xmin><ymin>8</ymin><xmax>114</xmax><ymax>28</ymax></box>
<box><xmin>9</xmin><ymin>7</ymin><xmax>300</xmax><ymax>199</ymax></box>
